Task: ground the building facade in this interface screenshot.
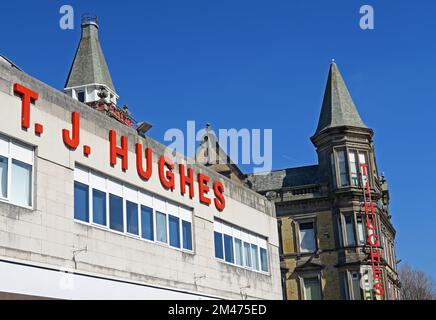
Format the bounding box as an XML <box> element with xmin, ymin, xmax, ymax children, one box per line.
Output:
<box><xmin>0</xmin><ymin>16</ymin><xmax>282</xmax><ymax>300</ymax></box>
<box><xmin>245</xmin><ymin>62</ymin><xmax>401</xmax><ymax>300</ymax></box>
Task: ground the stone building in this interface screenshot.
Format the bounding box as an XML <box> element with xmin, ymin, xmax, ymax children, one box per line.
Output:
<box><xmin>0</xmin><ymin>16</ymin><xmax>282</xmax><ymax>299</ymax></box>
<box><xmin>245</xmin><ymin>62</ymin><xmax>401</xmax><ymax>300</ymax></box>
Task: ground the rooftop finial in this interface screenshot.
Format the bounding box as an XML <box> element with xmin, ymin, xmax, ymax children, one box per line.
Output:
<box><xmin>81</xmin><ymin>13</ymin><xmax>99</xmax><ymax>28</ymax></box>
<box><xmin>331</xmin><ymin>58</ymin><xmax>336</xmax><ymax>64</ymax></box>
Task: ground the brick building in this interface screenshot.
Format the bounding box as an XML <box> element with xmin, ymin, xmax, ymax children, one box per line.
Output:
<box><xmin>245</xmin><ymin>62</ymin><xmax>400</xmax><ymax>300</ymax></box>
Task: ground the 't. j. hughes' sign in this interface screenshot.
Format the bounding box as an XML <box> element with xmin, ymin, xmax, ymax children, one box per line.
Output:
<box><xmin>359</xmin><ymin>163</ymin><xmax>384</xmax><ymax>298</ymax></box>
<box><xmin>13</xmin><ymin>83</ymin><xmax>226</xmax><ymax>212</ymax></box>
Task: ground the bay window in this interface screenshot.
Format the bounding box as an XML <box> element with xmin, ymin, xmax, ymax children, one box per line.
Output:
<box><xmin>331</xmin><ymin>148</ymin><xmax>370</xmax><ymax>188</ymax></box>
<box><xmin>0</xmin><ymin>135</ymin><xmax>34</xmax><ymax>208</ymax></box>
<box><xmin>338</xmin><ymin>213</ymin><xmax>367</xmax><ymax>248</ymax></box>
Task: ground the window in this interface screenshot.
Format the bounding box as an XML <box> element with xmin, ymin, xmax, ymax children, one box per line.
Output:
<box><xmin>109</xmin><ymin>194</ymin><xmax>123</xmax><ymax>232</ymax></box>
<box><xmin>0</xmin><ymin>156</ymin><xmax>8</xmax><ymax>198</ymax></box>
<box><xmin>214</xmin><ymin>232</ymin><xmax>224</xmax><ymax>259</ymax></box>
<box><xmin>126</xmin><ymin>201</ymin><xmax>139</xmax><ymax>235</ymax></box>
<box><xmin>0</xmin><ymin>136</ymin><xmax>34</xmax><ymax>208</ymax></box>
<box><xmin>349</xmin><ymin>150</ymin><xmax>368</xmax><ymax>187</ymax></box>
<box><xmin>356</xmin><ymin>215</ymin><xmax>365</xmax><ymax>245</ymax></box>
<box><xmin>299</xmin><ymin>222</ymin><xmax>316</xmax><ymax>253</ymax></box>
<box><xmin>303</xmin><ymin>277</ymin><xmax>322</xmax><ymax>300</ymax></box>
<box><xmin>169</xmin><ymin>215</ymin><xmax>180</xmax><ymax>248</ymax></box>
<box><xmin>234</xmin><ymin>239</ymin><xmax>243</xmax><ymax>266</ymax></box>
<box><xmin>251</xmin><ymin>244</ymin><xmax>259</xmax><ymax>270</ymax></box>
<box><xmin>182</xmin><ymin>221</ymin><xmax>192</xmax><ymax>250</ymax></box>
<box><xmin>92</xmin><ymin>189</ymin><xmax>106</xmax><ymax>226</ymax></box>
<box><xmin>73</xmin><ymin>166</ymin><xmax>193</xmax><ymax>252</ymax></box>
<box><xmin>260</xmin><ymin>248</ymin><xmax>268</xmax><ymax>272</ymax></box>
<box><xmin>11</xmin><ymin>160</ymin><xmax>32</xmax><ymax>207</ymax></box>
<box><xmin>156</xmin><ymin>212</ymin><xmax>167</xmax><ymax>243</ymax></box>
<box><xmin>244</xmin><ymin>242</ymin><xmax>252</xmax><ymax>268</ymax></box>
<box><xmin>340</xmin><ymin>272</ymin><xmax>349</xmax><ymax>300</ymax></box>
<box><xmin>351</xmin><ymin>271</ymin><xmax>362</xmax><ymax>300</ymax></box>
<box><xmin>337</xmin><ymin>150</ymin><xmax>349</xmax><ymax>187</ymax></box>
<box><xmin>213</xmin><ymin>220</ymin><xmax>268</xmax><ymax>274</ymax></box>
<box><xmin>74</xmin><ymin>182</ymin><xmax>89</xmax><ymax>222</ymax></box>
<box><xmin>224</xmin><ymin>234</ymin><xmax>234</xmax><ymax>263</ymax></box>
<box><xmin>141</xmin><ymin>206</ymin><xmax>154</xmax><ymax>241</ymax></box>
<box><xmin>77</xmin><ymin>91</ymin><xmax>85</xmax><ymax>103</ymax></box>
<box><xmin>344</xmin><ymin>214</ymin><xmax>356</xmax><ymax>247</ymax></box>
<box><xmin>349</xmin><ymin>151</ymin><xmax>359</xmax><ymax>186</ymax></box>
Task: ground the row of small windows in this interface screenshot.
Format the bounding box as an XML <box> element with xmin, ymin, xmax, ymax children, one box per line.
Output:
<box><xmin>74</xmin><ymin>166</ymin><xmax>193</xmax><ymax>251</ymax></box>
<box><xmin>0</xmin><ymin>135</ymin><xmax>33</xmax><ymax>208</ymax></box>
<box><xmin>213</xmin><ymin>220</ymin><xmax>269</xmax><ymax>273</ymax></box>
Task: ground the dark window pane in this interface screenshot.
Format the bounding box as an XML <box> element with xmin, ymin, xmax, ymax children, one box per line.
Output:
<box><xmin>214</xmin><ymin>232</ymin><xmax>224</xmax><ymax>259</ymax></box>
<box><xmin>156</xmin><ymin>211</ymin><xmax>167</xmax><ymax>243</ymax></box>
<box><xmin>182</xmin><ymin>221</ymin><xmax>192</xmax><ymax>250</ymax></box>
<box><xmin>126</xmin><ymin>201</ymin><xmax>139</xmax><ymax>235</ymax></box>
<box><xmin>74</xmin><ymin>182</ymin><xmax>89</xmax><ymax>222</ymax></box>
<box><xmin>141</xmin><ymin>206</ymin><xmax>154</xmax><ymax>241</ymax></box>
<box><xmin>77</xmin><ymin>91</ymin><xmax>85</xmax><ymax>103</ymax></box>
<box><xmin>224</xmin><ymin>234</ymin><xmax>234</xmax><ymax>263</ymax></box>
<box><xmin>109</xmin><ymin>194</ymin><xmax>123</xmax><ymax>232</ymax></box>
<box><xmin>260</xmin><ymin>248</ymin><xmax>268</xmax><ymax>272</ymax></box>
<box><xmin>92</xmin><ymin>189</ymin><xmax>106</xmax><ymax>226</ymax></box>
<box><xmin>169</xmin><ymin>215</ymin><xmax>180</xmax><ymax>248</ymax></box>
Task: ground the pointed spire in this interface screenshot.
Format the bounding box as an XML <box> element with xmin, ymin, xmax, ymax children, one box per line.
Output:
<box><xmin>64</xmin><ymin>14</ymin><xmax>116</xmax><ymax>94</ymax></box>
<box><xmin>314</xmin><ymin>61</ymin><xmax>367</xmax><ymax>135</ymax></box>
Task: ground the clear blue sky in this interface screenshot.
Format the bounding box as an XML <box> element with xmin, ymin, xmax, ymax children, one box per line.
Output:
<box><xmin>1</xmin><ymin>1</ymin><xmax>435</xmax><ymax>278</ymax></box>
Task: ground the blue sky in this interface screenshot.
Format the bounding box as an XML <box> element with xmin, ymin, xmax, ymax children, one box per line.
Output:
<box><xmin>1</xmin><ymin>1</ymin><xmax>435</xmax><ymax>278</ymax></box>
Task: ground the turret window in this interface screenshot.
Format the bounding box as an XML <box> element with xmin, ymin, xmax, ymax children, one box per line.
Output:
<box><xmin>337</xmin><ymin>150</ymin><xmax>349</xmax><ymax>187</ymax></box>
<box><xmin>331</xmin><ymin>148</ymin><xmax>370</xmax><ymax>188</ymax></box>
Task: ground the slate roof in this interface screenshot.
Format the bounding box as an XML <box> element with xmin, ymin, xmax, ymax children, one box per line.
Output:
<box><xmin>65</xmin><ymin>19</ymin><xmax>116</xmax><ymax>92</ymax></box>
<box><xmin>246</xmin><ymin>165</ymin><xmax>320</xmax><ymax>192</ymax></box>
<box><xmin>315</xmin><ymin>62</ymin><xmax>367</xmax><ymax>135</ymax></box>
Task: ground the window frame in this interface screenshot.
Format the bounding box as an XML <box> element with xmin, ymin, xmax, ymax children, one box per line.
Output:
<box><xmin>0</xmin><ymin>135</ymin><xmax>34</xmax><ymax>209</ymax></box>
<box><xmin>213</xmin><ymin>219</ymin><xmax>269</xmax><ymax>275</ymax></box>
<box><xmin>299</xmin><ymin>273</ymin><xmax>323</xmax><ymax>300</ymax></box>
<box><xmin>73</xmin><ymin>165</ymin><xmax>194</xmax><ymax>254</ymax></box>
<box><xmin>295</xmin><ymin>219</ymin><xmax>318</xmax><ymax>254</ymax></box>
<box><xmin>331</xmin><ymin>147</ymin><xmax>371</xmax><ymax>189</ymax></box>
